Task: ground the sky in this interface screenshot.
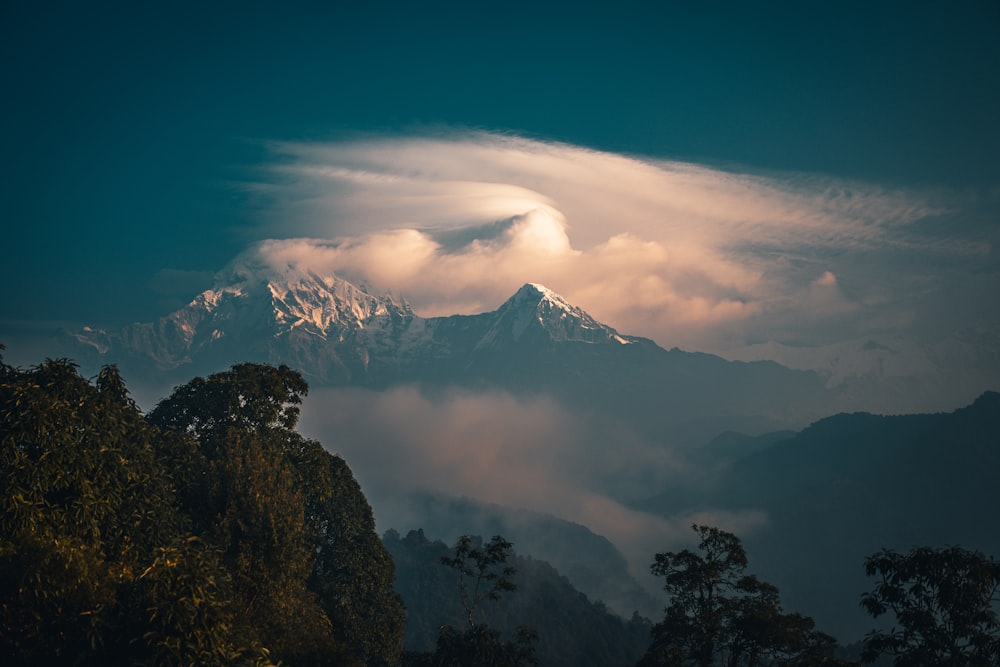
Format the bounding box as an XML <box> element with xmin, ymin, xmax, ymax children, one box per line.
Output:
<box><xmin>3</xmin><ymin>1</ymin><xmax>999</xmax><ymax>352</ymax></box>
<box><xmin>3</xmin><ymin>0</ymin><xmax>1000</xmax><ymax>630</ymax></box>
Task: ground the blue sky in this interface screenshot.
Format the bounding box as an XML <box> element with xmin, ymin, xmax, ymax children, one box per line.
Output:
<box><xmin>2</xmin><ymin>1</ymin><xmax>999</xmax><ymax>357</ymax></box>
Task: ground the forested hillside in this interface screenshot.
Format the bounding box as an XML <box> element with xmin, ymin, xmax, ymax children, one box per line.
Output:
<box><xmin>640</xmin><ymin>391</ymin><xmax>1000</xmax><ymax>641</ymax></box>
<box><xmin>384</xmin><ymin>529</ymin><xmax>651</xmax><ymax>667</ymax></box>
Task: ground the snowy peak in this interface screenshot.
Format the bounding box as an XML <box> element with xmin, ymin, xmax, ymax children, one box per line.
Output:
<box><xmin>264</xmin><ymin>272</ymin><xmax>410</xmax><ymax>339</ymax></box>
<box><xmin>476</xmin><ymin>283</ymin><xmax>637</xmax><ymax>348</ymax></box>
<box><xmin>193</xmin><ymin>249</ymin><xmax>412</xmax><ymax>341</ymax></box>
<box><xmin>63</xmin><ymin>270</ymin><xmax>642</xmax><ymax>384</ymax></box>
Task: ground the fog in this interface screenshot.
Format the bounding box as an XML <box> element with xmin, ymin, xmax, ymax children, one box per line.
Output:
<box><xmin>297</xmin><ymin>384</ymin><xmax>769</xmax><ymax>612</ymax></box>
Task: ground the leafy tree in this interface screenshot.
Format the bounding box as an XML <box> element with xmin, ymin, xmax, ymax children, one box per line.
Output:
<box><xmin>441</xmin><ymin>535</ymin><xmax>518</xmax><ymax>627</ymax></box>
<box><xmin>148</xmin><ymin>362</ymin><xmax>404</xmax><ymax>665</ymax></box>
<box><xmin>2</xmin><ymin>358</ymin><xmax>402</xmax><ymax>666</ymax></box>
<box><xmin>0</xmin><ymin>359</ymin><xmax>270</xmax><ymax>666</ymax></box>
<box><xmin>860</xmin><ymin>545</ymin><xmax>1000</xmax><ymax>666</ymax></box>
<box><xmin>299</xmin><ymin>442</ymin><xmax>406</xmax><ymax>666</ymax></box>
<box><xmin>639</xmin><ymin>524</ymin><xmax>844</xmax><ymax>667</ymax></box>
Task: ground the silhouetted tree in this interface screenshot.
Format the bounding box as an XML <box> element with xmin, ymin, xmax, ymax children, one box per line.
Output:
<box><xmin>386</xmin><ymin>529</ymin><xmax>650</xmax><ymax>667</ymax></box>
<box><xmin>408</xmin><ymin>535</ymin><xmax>537</xmax><ymax>667</ymax></box>
<box><xmin>860</xmin><ymin>545</ymin><xmax>1000</xmax><ymax>666</ymax></box>
<box><xmin>442</xmin><ymin>535</ymin><xmax>518</xmax><ymax>627</ymax></box>
<box><xmin>639</xmin><ymin>524</ymin><xmax>844</xmax><ymax>666</ymax></box>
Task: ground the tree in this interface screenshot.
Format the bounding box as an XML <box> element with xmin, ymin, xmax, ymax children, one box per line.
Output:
<box><xmin>441</xmin><ymin>535</ymin><xmax>518</xmax><ymax>628</ymax></box>
<box><xmin>148</xmin><ymin>362</ymin><xmax>404</xmax><ymax>666</ymax></box>
<box><xmin>860</xmin><ymin>545</ymin><xmax>1000</xmax><ymax>666</ymax></box>
<box><xmin>299</xmin><ymin>442</ymin><xmax>406</xmax><ymax>666</ymax></box>
<box><xmin>1</xmin><ymin>358</ymin><xmax>402</xmax><ymax>665</ymax></box>
<box><xmin>639</xmin><ymin>524</ymin><xmax>844</xmax><ymax>667</ymax></box>
<box><xmin>0</xmin><ymin>359</ymin><xmax>271</xmax><ymax>666</ymax></box>
<box><xmin>408</xmin><ymin>535</ymin><xmax>537</xmax><ymax>667</ymax></box>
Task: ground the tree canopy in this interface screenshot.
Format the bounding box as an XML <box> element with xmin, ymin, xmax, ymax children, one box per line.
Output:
<box><xmin>1</xmin><ymin>357</ymin><xmax>403</xmax><ymax>666</ymax></box>
<box><xmin>860</xmin><ymin>545</ymin><xmax>1000</xmax><ymax>666</ymax></box>
<box><xmin>639</xmin><ymin>524</ymin><xmax>845</xmax><ymax>667</ymax></box>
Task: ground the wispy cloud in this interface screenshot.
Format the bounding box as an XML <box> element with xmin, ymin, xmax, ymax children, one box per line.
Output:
<box><xmin>245</xmin><ymin>130</ymin><xmax>992</xmax><ymax>352</ymax></box>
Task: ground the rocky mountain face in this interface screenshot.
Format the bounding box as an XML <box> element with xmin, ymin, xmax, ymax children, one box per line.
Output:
<box><xmin>62</xmin><ymin>252</ymin><xmax>842</xmax><ymax>439</ymax></box>
<box><xmin>65</xmin><ymin>260</ymin><xmax>639</xmax><ymax>380</ymax></box>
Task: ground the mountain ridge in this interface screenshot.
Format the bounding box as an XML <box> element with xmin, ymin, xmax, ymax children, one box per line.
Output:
<box><xmin>637</xmin><ymin>389</ymin><xmax>1000</xmax><ymax>642</ymax></box>
<box><xmin>60</xmin><ymin>249</ymin><xmax>856</xmax><ymax>440</ymax></box>
<box><xmin>63</xmin><ymin>257</ymin><xmax>643</xmax><ymax>384</ymax></box>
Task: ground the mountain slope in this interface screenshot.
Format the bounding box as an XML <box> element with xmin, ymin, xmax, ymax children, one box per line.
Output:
<box><xmin>640</xmin><ymin>391</ymin><xmax>1000</xmax><ymax>642</ymax></box>
<box><xmin>62</xmin><ymin>248</ymin><xmax>839</xmax><ymax>439</ymax></box>
<box><xmin>384</xmin><ymin>529</ymin><xmax>651</xmax><ymax>667</ymax></box>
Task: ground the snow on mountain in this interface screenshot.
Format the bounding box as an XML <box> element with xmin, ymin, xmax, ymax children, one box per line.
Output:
<box><xmin>475</xmin><ymin>283</ymin><xmax>639</xmax><ymax>350</ymax></box>
<box><xmin>63</xmin><ymin>250</ymin><xmax>636</xmax><ymax>385</ymax></box>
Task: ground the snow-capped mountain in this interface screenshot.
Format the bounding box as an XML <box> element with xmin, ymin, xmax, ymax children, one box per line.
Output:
<box><xmin>61</xmin><ymin>248</ymin><xmax>847</xmax><ymax>439</ymax></box>
<box><xmin>63</xmin><ymin>251</ymin><xmax>641</xmax><ymax>386</ymax></box>
<box><xmin>476</xmin><ymin>283</ymin><xmax>639</xmax><ymax>349</ymax></box>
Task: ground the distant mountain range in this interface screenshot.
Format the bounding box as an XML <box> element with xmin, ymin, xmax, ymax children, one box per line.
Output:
<box><xmin>639</xmin><ymin>390</ymin><xmax>1000</xmax><ymax>641</ymax></box>
<box><xmin>62</xmin><ymin>247</ymin><xmax>847</xmax><ymax>442</ymax></box>
<box><xmin>26</xmin><ymin>246</ymin><xmax>1000</xmax><ymax>645</ymax></box>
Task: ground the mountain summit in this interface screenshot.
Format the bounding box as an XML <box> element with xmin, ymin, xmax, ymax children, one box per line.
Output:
<box><xmin>477</xmin><ymin>283</ymin><xmax>638</xmax><ymax>349</ymax></box>
<box><xmin>64</xmin><ymin>259</ymin><xmax>636</xmax><ymax>386</ymax></box>
<box><xmin>63</xmin><ymin>255</ymin><xmax>841</xmax><ymax>438</ymax></box>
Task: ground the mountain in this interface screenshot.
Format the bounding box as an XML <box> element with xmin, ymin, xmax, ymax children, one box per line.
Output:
<box><xmin>721</xmin><ymin>330</ymin><xmax>1000</xmax><ymax>415</ymax></box>
<box><xmin>61</xmin><ymin>251</ymin><xmax>641</xmax><ymax>382</ymax></box>
<box><xmin>376</xmin><ymin>490</ymin><xmax>663</xmax><ymax>620</ymax></box>
<box><xmin>638</xmin><ymin>391</ymin><xmax>1000</xmax><ymax>642</ymax></box>
<box><xmin>62</xmin><ymin>253</ymin><xmax>419</xmax><ymax>384</ymax></box>
<box><xmin>62</xmin><ymin>246</ymin><xmax>839</xmax><ymax>441</ymax></box>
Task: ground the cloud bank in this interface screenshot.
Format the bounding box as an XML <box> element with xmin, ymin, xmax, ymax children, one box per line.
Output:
<box><xmin>243</xmin><ymin>131</ymin><xmax>993</xmax><ymax>353</ymax></box>
<box><xmin>299</xmin><ymin>385</ymin><xmax>768</xmax><ymax>601</ymax></box>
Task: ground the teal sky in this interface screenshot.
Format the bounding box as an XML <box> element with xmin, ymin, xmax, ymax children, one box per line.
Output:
<box><xmin>2</xmin><ymin>1</ymin><xmax>999</xmax><ymax>334</ymax></box>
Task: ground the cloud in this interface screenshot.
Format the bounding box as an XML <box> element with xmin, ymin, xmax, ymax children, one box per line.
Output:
<box><xmin>297</xmin><ymin>384</ymin><xmax>741</xmax><ymax>596</ymax></box>
<box><xmin>243</xmin><ymin>130</ymin><xmax>994</xmax><ymax>352</ymax></box>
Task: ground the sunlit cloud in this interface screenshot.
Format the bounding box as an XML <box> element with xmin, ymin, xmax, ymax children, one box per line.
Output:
<box><xmin>243</xmin><ymin>130</ymin><xmax>992</xmax><ymax>352</ymax></box>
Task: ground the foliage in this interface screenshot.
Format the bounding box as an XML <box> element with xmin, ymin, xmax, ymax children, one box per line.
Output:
<box><xmin>407</xmin><ymin>623</ymin><xmax>539</xmax><ymax>667</ymax></box>
<box><xmin>441</xmin><ymin>535</ymin><xmax>518</xmax><ymax>627</ymax></box>
<box><xmin>0</xmin><ymin>358</ymin><xmax>270</xmax><ymax>666</ymax></box>
<box><xmin>860</xmin><ymin>545</ymin><xmax>1000</xmax><ymax>666</ymax></box>
<box><xmin>148</xmin><ymin>362</ymin><xmax>403</xmax><ymax>666</ymax></box>
<box><xmin>639</xmin><ymin>524</ymin><xmax>845</xmax><ymax>667</ymax></box>
<box><xmin>300</xmin><ymin>445</ymin><xmax>406</xmax><ymax>665</ymax></box>
<box><xmin>1</xmin><ymin>358</ymin><xmax>402</xmax><ymax>666</ymax></box>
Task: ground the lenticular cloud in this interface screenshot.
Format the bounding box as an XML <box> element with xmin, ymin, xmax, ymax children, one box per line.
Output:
<box><xmin>248</xmin><ymin>130</ymin><xmax>965</xmax><ymax>352</ymax></box>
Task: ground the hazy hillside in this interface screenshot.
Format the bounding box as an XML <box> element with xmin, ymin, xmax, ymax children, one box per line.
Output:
<box><xmin>384</xmin><ymin>529</ymin><xmax>651</xmax><ymax>667</ymax></box>
<box><xmin>640</xmin><ymin>391</ymin><xmax>1000</xmax><ymax>642</ymax></box>
<box><xmin>377</xmin><ymin>492</ymin><xmax>663</xmax><ymax>620</ymax></box>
